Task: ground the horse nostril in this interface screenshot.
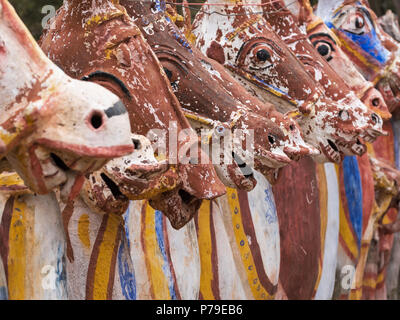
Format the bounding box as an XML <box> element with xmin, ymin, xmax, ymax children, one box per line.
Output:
<box><xmin>89</xmin><ymin>111</ymin><xmax>104</xmax><ymax>130</ymax></box>
<box><xmin>372</xmin><ymin>98</ymin><xmax>380</xmax><ymax>107</ymax></box>
<box><xmin>132</xmin><ymin>139</ymin><xmax>141</xmax><ymax>150</ymax></box>
<box><xmin>268</xmin><ymin>134</ymin><xmax>276</xmax><ymax>145</ymax></box>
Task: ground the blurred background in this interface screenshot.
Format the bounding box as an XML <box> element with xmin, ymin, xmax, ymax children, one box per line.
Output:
<box><xmin>8</xmin><ymin>0</ymin><xmax>400</xmax><ymax>40</ymax></box>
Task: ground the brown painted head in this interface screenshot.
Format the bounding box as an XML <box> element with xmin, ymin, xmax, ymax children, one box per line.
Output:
<box><xmin>121</xmin><ymin>0</ymin><xmax>319</xmax><ymax>185</ymax></box>
<box><xmin>39</xmin><ymin>0</ymin><xmax>226</xmax><ymax>229</ymax></box>
<box><xmin>192</xmin><ymin>0</ymin><xmax>377</xmax><ymax>163</ymax></box>
<box><xmin>286</xmin><ymin>0</ymin><xmax>391</xmax><ymax>124</ymax></box>
<box><xmin>259</xmin><ymin>0</ymin><xmax>387</xmax><ymax>153</ymax></box>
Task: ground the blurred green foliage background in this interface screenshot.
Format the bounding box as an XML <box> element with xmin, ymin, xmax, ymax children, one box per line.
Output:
<box><xmin>9</xmin><ymin>0</ymin><xmax>63</xmax><ymax>39</ymax></box>
<box><xmin>7</xmin><ymin>0</ymin><xmax>400</xmax><ymax>40</ymax></box>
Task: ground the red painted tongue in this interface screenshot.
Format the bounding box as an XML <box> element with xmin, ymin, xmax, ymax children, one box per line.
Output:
<box><xmin>61</xmin><ymin>173</ymin><xmax>85</xmax><ymax>263</ymax></box>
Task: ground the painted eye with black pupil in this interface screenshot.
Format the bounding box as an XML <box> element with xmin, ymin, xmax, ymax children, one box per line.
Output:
<box><xmin>312</xmin><ymin>40</ymin><xmax>334</xmax><ymax>62</ymax></box>
<box><xmin>164</xmin><ymin>67</ymin><xmax>173</xmax><ymax>80</ymax></box>
<box><xmin>355</xmin><ymin>17</ymin><xmax>364</xmax><ymax>29</ymax></box>
<box><xmin>257</xmin><ymin>49</ymin><xmax>271</xmax><ymax>62</ymax></box>
<box><xmin>317</xmin><ymin>44</ymin><xmax>330</xmax><ymax>57</ymax></box>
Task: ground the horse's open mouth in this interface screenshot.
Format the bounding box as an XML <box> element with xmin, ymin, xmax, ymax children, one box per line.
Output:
<box><xmin>320</xmin><ymin>139</ymin><xmax>341</xmax><ymax>163</ymax></box>
<box><xmin>29</xmin><ymin>145</ymin><xmax>99</xmax><ymax>193</ymax></box>
<box><xmin>351</xmin><ymin>140</ymin><xmax>367</xmax><ymax>156</ymax></box>
<box><xmin>100</xmin><ymin>172</ymin><xmax>128</xmax><ymax>201</ymax></box>
<box><xmin>79</xmin><ymin>170</ymin><xmax>129</xmax><ymax>216</ymax></box>
<box><xmin>233</xmin><ymin>152</ymin><xmax>254</xmax><ymax>178</ymax></box>
<box><xmin>149</xmin><ymin>187</ymin><xmax>203</xmax><ymax>230</ymax></box>
<box><xmin>336</xmin><ymin>138</ymin><xmax>367</xmax><ymax>157</ymax></box>
<box><xmin>226</xmin><ymin>152</ymin><xmax>257</xmax><ymax>191</ymax></box>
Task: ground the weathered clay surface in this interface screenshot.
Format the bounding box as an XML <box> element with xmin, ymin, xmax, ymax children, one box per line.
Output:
<box><xmin>121</xmin><ymin>0</ymin><xmax>319</xmax><ymax>187</ymax></box>
<box><xmin>39</xmin><ymin>0</ymin><xmax>227</xmax><ymax>230</ymax></box>
<box><xmin>317</xmin><ymin>0</ymin><xmax>400</xmax><ymax>114</ymax></box>
<box><xmin>0</xmin><ymin>0</ymin><xmax>134</xmax><ymax>194</ymax></box>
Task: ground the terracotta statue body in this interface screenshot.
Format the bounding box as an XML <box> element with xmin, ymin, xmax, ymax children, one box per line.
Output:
<box><xmin>275</xmin><ymin>0</ymin><xmax>391</xmax><ymax>300</ymax></box>
<box><xmin>0</xmin><ymin>0</ymin><xmax>137</xmax><ymax>300</ymax></box>
<box><xmin>191</xmin><ymin>0</ymin><xmax>384</xmax><ymax>300</ymax></box>
<box><xmin>316</xmin><ymin>0</ymin><xmax>400</xmax><ymax>299</ymax></box>
<box><xmin>122</xmin><ymin>0</ymin><xmax>323</xmax><ymax>299</ymax></box>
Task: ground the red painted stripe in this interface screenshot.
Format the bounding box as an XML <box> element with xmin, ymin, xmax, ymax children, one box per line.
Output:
<box><xmin>35</xmin><ymin>138</ymin><xmax>133</xmax><ymax>158</ymax></box>
<box><xmin>0</xmin><ymin>196</ymin><xmax>15</xmax><ymax>281</ymax></box>
<box><xmin>237</xmin><ymin>190</ymin><xmax>277</xmax><ymax>295</ymax></box>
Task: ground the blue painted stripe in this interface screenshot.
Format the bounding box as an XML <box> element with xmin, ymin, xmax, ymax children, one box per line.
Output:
<box><xmin>0</xmin><ymin>286</ymin><xmax>7</xmax><ymax>300</ymax></box>
<box><xmin>264</xmin><ymin>186</ymin><xmax>278</xmax><ymax>225</ymax></box>
<box><xmin>117</xmin><ymin>234</ymin><xmax>136</xmax><ymax>300</ymax></box>
<box><xmin>343</xmin><ymin>28</ymin><xmax>390</xmax><ymax>65</ymax></box>
<box><xmin>123</xmin><ymin>203</ymin><xmax>131</xmax><ymax>252</ymax></box>
<box><xmin>155</xmin><ymin>210</ymin><xmax>177</xmax><ymax>300</ymax></box>
<box><xmin>343</xmin><ymin>156</ymin><xmax>363</xmax><ymax>248</ymax></box>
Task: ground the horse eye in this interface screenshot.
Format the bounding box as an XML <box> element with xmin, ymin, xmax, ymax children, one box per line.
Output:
<box><xmin>256</xmin><ymin>49</ymin><xmax>271</xmax><ymax>62</ymax></box>
<box><xmin>355</xmin><ymin>16</ymin><xmax>365</xmax><ymax>29</ymax></box>
<box><xmin>317</xmin><ymin>44</ymin><xmax>330</xmax><ymax>57</ymax></box>
<box><xmin>163</xmin><ymin>67</ymin><xmax>173</xmax><ymax>80</ymax></box>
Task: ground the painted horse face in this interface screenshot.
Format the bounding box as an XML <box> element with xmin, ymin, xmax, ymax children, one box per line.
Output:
<box><xmin>80</xmin><ymin>134</ymin><xmax>172</xmax><ymax>216</ymax></box>
<box><xmin>121</xmin><ymin>0</ymin><xmax>319</xmax><ymax>185</ymax></box>
<box><xmin>260</xmin><ymin>0</ymin><xmax>386</xmax><ymax>154</ymax></box>
<box><xmin>39</xmin><ymin>0</ymin><xmax>226</xmax><ymax>229</ymax></box>
<box><xmin>0</xmin><ymin>0</ymin><xmax>134</xmax><ymax>194</ymax></box>
<box><xmin>317</xmin><ymin>0</ymin><xmax>400</xmax><ymax>113</ymax></box>
<box><xmin>286</xmin><ymin>0</ymin><xmax>391</xmax><ymax>125</ymax></box>
<box><xmin>192</xmin><ymin>1</ymin><xmax>370</xmax><ymax>163</ymax></box>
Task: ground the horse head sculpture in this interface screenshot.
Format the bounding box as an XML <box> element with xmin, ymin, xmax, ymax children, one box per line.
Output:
<box><xmin>192</xmin><ymin>0</ymin><xmax>377</xmax><ymax>163</ymax></box>
<box><xmin>0</xmin><ymin>0</ymin><xmax>134</xmax><ymax>194</ymax></box>
<box><xmin>257</xmin><ymin>0</ymin><xmax>387</xmax><ymax>149</ymax></box>
<box><xmin>120</xmin><ymin>0</ymin><xmax>319</xmax><ymax>186</ymax></box>
<box><xmin>40</xmin><ymin>0</ymin><xmax>226</xmax><ymax>229</ymax></box>
<box><xmin>280</xmin><ymin>0</ymin><xmax>392</xmax><ymax>123</ymax></box>
<box><xmin>316</xmin><ymin>0</ymin><xmax>400</xmax><ymax>114</ymax></box>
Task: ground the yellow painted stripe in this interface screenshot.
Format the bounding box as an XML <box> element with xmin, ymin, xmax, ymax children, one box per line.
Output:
<box><xmin>350</xmin><ymin>242</ymin><xmax>370</xmax><ymax>300</ymax></box>
<box><xmin>226</xmin><ymin>188</ymin><xmax>273</xmax><ymax>300</ymax></box>
<box><xmin>338</xmin><ymin>36</ymin><xmax>381</xmax><ymax>75</ymax></box>
<box><xmin>78</xmin><ymin>214</ymin><xmax>91</xmax><ymax>249</ymax></box>
<box><xmin>197</xmin><ymin>200</ymin><xmax>215</xmax><ymax>300</ymax></box>
<box><xmin>349</xmin><ymin>286</ymin><xmax>363</xmax><ymax>300</ymax></box>
<box><xmin>92</xmin><ymin>213</ymin><xmax>120</xmax><ymax>300</ymax></box>
<box><xmin>7</xmin><ymin>197</ymin><xmax>27</xmax><ymax>300</ymax></box>
<box><xmin>314</xmin><ymin>163</ymin><xmax>328</xmax><ymax>295</ymax></box>
<box><xmin>376</xmin><ymin>270</ymin><xmax>385</xmax><ymax>286</ymax></box>
<box><xmin>142</xmin><ymin>204</ymin><xmax>171</xmax><ymax>300</ymax></box>
<box><xmin>362</xmin><ymin>276</ymin><xmax>376</xmax><ymax>289</ymax></box>
<box><xmin>366</xmin><ymin>143</ymin><xmax>376</xmax><ymax>157</ymax></box>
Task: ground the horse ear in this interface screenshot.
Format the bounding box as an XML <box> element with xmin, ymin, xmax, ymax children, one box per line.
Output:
<box><xmin>0</xmin><ymin>0</ymin><xmax>48</xmax><ymax>67</ymax></box>
<box><xmin>297</xmin><ymin>0</ymin><xmax>315</xmax><ymax>24</ymax></box>
<box><xmin>315</xmin><ymin>0</ymin><xmax>346</xmax><ymax>20</ymax></box>
<box><xmin>182</xmin><ymin>0</ymin><xmax>192</xmax><ymax>31</ymax></box>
